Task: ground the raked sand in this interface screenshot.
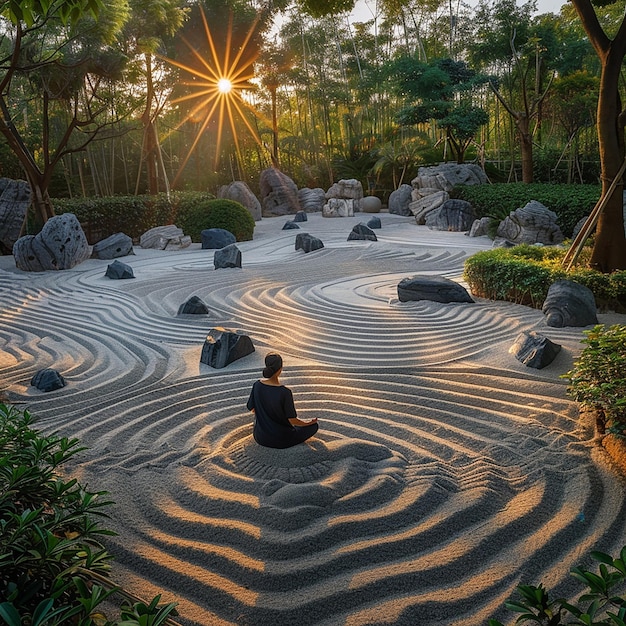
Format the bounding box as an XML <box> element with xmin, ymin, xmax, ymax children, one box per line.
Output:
<box><xmin>2</xmin><ymin>212</ymin><xmax>626</xmax><ymax>626</ymax></box>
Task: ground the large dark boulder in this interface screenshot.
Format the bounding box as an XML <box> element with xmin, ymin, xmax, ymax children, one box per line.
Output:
<box><xmin>295</xmin><ymin>233</ymin><xmax>324</xmax><ymax>253</ymax></box>
<box><xmin>200</xmin><ymin>327</ymin><xmax>255</xmax><ymax>368</ymax></box>
<box><xmin>178</xmin><ymin>296</ymin><xmax>210</xmax><ymax>315</ymax></box>
<box><xmin>105</xmin><ymin>260</ymin><xmax>135</xmax><ymax>279</ymax></box>
<box><xmin>214</xmin><ymin>243</ymin><xmax>242</xmax><ymax>269</ymax></box>
<box><xmin>259</xmin><ymin>168</ymin><xmax>301</xmax><ymax>216</ymax></box>
<box><xmin>31</xmin><ymin>368</ymin><xmax>66</xmax><ymax>392</ymax></box>
<box><xmin>348</xmin><ymin>223</ymin><xmax>378</xmax><ymax>241</ymax></box>
<box><xmin>92</xmin><ymin>233</ymin><xmax>134</xmax><ymax>260</ymax></box>
<box><xmin>398</xmin><ymin>275</ymin><xmax>474</xmax><ymax>303</ymax></box>
<box><xmin>201</xmin><ymin>228</ymin><xmax>236</xmax><ymax>249</ymax></box>
<box><xmin>426</xmin><ymin>199</ymin><xmax>475</xmax><ymax>232</ymax></box>
<box><xmin>0</xmin><ymin>178</ymin><xmax>31</xmax><ymax>253</ymax></box>
<box><xmin>509</xmin><ymin>331</ymin><xmax>562</xmax><ymax>369</ymax></box>
<box><xmin>13</xmin><ymin>213</ymin><xmax>90</xmax><ymax>271</ymax></box>
<box><xmin>542</xmin><ymin>280</ymin><xmax>598</xmax><ymax>327</ymax></box>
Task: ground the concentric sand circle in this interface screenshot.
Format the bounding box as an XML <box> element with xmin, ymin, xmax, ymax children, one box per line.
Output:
<box><xmin>1</xmin><ymin>214</ymin><xmax>625</xmax><ymax>626</ymax></box>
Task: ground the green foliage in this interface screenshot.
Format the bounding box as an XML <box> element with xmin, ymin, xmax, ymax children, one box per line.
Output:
<box><xmin>52</xmin><ymin>192</ymin><xmax>215</xmax><ymax>243</ymax></box>
<box><xmin>177</xmin><ymin>198</ymin><xmax>255</xmax><ymax>242</ymax></box>
<box><xmin>2</xmin><ymin>0</ymin><xmax>102</xmax><ymax>27</ymax></box>
<box><xmin>454</xmin><ymin>183</ymin><xmax>601</xmax><ymax>237</ymax></box>
<box><xmin>0</xmin><ymin>402</ymin><xmax>179</xmax><ymax>625</ymax></box>
<box><xmin>490</xmin><ymin>546</ymin><xmax>626</xmax><ymax>625</ymax></box>
<box><xmin>463</xmin><ymin>246</ymin><xmax>626</xmax><ymax>311</ymax></box>
<box><xmin>562</xmin><ymin>325</ymin><xmax>626</xmax><ymax>436</ymax></box>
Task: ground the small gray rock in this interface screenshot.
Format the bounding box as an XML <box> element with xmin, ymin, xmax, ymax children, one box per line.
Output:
<box><xmin>542</xmin><ymin>280</ymin><xmax>598</xmax><ymax>327</ymax></box>
<box><xmin>105</xmin><ymin>260</ymin><xmax>135</xmax><ymax>279</ymax></box>
<box><xmin>92</xmin><ymin>233</ymin><xmax>134</xmax><ymax>259</ymax></box>
<box><xmin>214</xmin><ymin>243</ymin><xmax>242</xmax><ymax>269</ymax></box>
<box><xmin>201</xmin><ymin>228</ymin><xmax>236</xmax><ymax>249</ymax></box>
<box><xmin>294</xmin><ymin>210</ymin><xmax>308</xmax><ymax>223</ymax></box>
<box><xmin>367</xmin><ymin>216</ymin><xmax>382</xmax><ymax>229</ymax></box>
<box><xmin>31</xmin><ymin>368</ymin><xmax>66</xmax><ymax>392</ymax></box>
<box><xmin>178</xmin><ymin>296</ymin><xmax>210</xmax><ymax>315</ymax></box>
<box><xmin>295</xmin><ymin>233</ymin><xmax>324</xmax><ymax>253</ymax></box>
<box><xmin>398</xmin><ymin>276</ymin><xmax>474</xmax><ymax>303</ymax></box>
<box><xmin>348</xmin><ymin>223</ymin><xmax>378</xmax><ymax>241</ymax></box>
<box><xmin>509</xmin><ymin>331</ymin><xmax>562</xmax><ymax>369</ymax></box>
<box><xmin>283</xmin><ymin>221</ymin><xmax>300</xmax><ymax>230</ymax></box>
<box><xmin>200</xmin><ymin>327</ymin><xmax>255</xmax><ymax>368</ymax></box>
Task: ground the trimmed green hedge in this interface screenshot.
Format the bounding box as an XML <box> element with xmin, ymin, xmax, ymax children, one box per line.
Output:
<box><xmin>463</xmin><ymin>245</ymin><xmax>626</xmax><ymax>312</ymax></box>
<box><xmin>177</xmin><ymin>198</ymin><xmax>256</xmax><ymax>242</ymax></box>
<box><xmin>52</xmin><ymin>192</ymin><xmax>215</xmax><ymax>243</ymax></box>
<box><xmin>454</xmin><ymin>183</ymin><xmax>600</xmax><ymax>237</ymax></box>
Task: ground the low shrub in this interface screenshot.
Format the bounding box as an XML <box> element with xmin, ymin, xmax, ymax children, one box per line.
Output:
<box><xmin>454</xmin><ymin>183</ymin><xmax>600</xmax><ymax>237</ymax></box>
<box><xmin>0</xmin><ymin>403</ymin><xmax>179</xmax><ymax>625</ymax></box>
<box><xmin>53</xmin><ymin>192</ymin><xmax>215</xmax><ymax>243</ymax></box>
<box><xmin>178</xmin><ymin>198</ymin><xmax>255</xmax><ymax>242</ymax></box>
<box><xmin>562</xmin><ymin>324</ymin><xmax>626</xmax><ymax>437</ymax></box>
<box><xmin>463</xmin><ymin>245</ymin><xmax>626</xmax><ymax>311</ymax></box>
<box><xmin>490</xmin><ymin>546</ymin><xmax>626</xmax><ymax>625</ymax></box>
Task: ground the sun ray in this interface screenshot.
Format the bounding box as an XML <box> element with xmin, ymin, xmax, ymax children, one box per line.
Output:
<box><xmin>163</xmin><ymin>5</ymin><xmax>269</xmax><ymax>184</ymax></box>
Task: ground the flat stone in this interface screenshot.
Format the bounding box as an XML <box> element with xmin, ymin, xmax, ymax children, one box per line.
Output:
<box><xmin>200</xmin><ymin>327</ymin><xmax>255</xmax><ymax>368</ymax></box>
<box><xmin>92</xmin><ymin>232</ymin><xmax>134</xmax><ymax>259</ymax></box>
<box><xmin>140</xmin><ymin>225</ymin><xmax>191</xmax><ymax>250</ymax></box>
<box><xmin>31</xmin><ymin>368</ymin><xmax>66</xmax><ymax>392</ymax></box>
<box><xmin>348</xmin><ymin>223</ymin><xmax>377</xmax><ymax>241</ymax></box>
<box><xmin>398</xmin><ymin>275</ymin><xmax>474</xmax><ymax>303</ymax></box>
<box><xmin>509</xmin><ymin>331</ymin><xmax>562</xmax><ymax>369</ymax></box>
<box><xmin>178</xmin><ymin>296</ymin><xmax>210</xmax><ymax>315</ymax></box>
<box><xmin>295</xmin><ymin>233</ymin><xmax>324</xmax><ymax>253</ymax></box>
<box><xmin>542</xmin><ymin>280</ymin><xmax>598</xmax><ymax>327</ymax></box>
<box><xmin>201</xmin><ymin>228</ymin><xmax>236</xmax><ymax>249</ymax></box>
<box><xmin>105</xmin><ymin>260</ymin><xmax>135</xmax><ymax>279</ymax></box>
<box><xmin>214</xmin><ymin>243</ymin><xmax>242</xmax><ymax>269</ymax></box>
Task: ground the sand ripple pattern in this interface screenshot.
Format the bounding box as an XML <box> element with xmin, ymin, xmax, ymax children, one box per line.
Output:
<box><xmin>2</xmin><ymin>216</ymin><xmax>626</xmax><ymax>626</ymax></box>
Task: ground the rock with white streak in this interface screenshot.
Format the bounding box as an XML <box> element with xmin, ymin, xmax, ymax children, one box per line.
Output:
<box><xmin>140</xmin><ymin>225</ymin><xmax>191</xmax><ymax>250</ymax></box>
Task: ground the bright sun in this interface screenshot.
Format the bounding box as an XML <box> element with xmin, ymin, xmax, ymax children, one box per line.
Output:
<box><xmin>163</xmin><ymin>6</ymin><xmax>265</xmax><ymax>181</ymax></box>
<box><xmin>217</xmin><ymin>78</ymin><xmax>232</xmax><ymax>94</ymax></box>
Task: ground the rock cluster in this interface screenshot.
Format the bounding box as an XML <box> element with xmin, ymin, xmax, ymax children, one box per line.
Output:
<box><xmin>13</xmin><ymin>213</ymin><xmax>90</xmax><ymax>271</ymax></box>
<box><xmin>496</xmin><ymin>201</ymin><xmax>564</xmax><ymax>245</ymax></box>
<box><xmin>140</xmin><ymin>225</ymin><xmax>191</xmax><ymax>250</ymax></box>
<box><xmin>323</xmin><ymin>179</ymin><xmax>363</xmax><ymax>217</ymax></box>
<box><xmin>260</xmin><ymin>168</ymin><xmax>301</xmax><ymax>216</ymax></box>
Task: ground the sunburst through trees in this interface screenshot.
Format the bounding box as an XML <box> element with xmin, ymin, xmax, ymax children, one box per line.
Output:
<box><xmin>165</xmin><ymin>5</ymin><xmax>266</xmax><ymax>185</ymax></box>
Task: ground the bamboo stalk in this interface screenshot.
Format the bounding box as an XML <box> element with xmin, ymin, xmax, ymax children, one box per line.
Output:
<box><xmin>562</xmin><ymin>154</ymin><xmax>626</xmax><ymax>271</ymax></box>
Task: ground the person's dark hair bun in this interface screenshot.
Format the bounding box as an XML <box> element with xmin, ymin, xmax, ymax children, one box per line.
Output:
<box><xmin>262</xmin><ymin>353</ymin><xmax>283</xmax><ymax>378</ymax></box>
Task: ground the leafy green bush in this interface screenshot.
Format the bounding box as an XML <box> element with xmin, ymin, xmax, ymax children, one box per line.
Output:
<box><xmin>562</xmin><ymin>324</ymin><xmax>626</xmax><ymax>437</ymax></box>
<box><xmin>53</xmin><ymin>192</ymin><xmax>215</xmax><ymax>243</ymax></box>
<box><xmin>0</xmin><ymin>403</ymin><xmax>179</xmax><ymax>625</ymax></box>
<box><xmin>178</xmin><ymin>198</ymin><xmax>255</xmax><ymax>242</ymax></box>
<box><xmin>463</xmin><ymin>246</ymin><xmax>626</xmax><ymax>311</ymax></box>
<box><xmin>454</xmin><ymin>183</ymin><xmax>600</xmax><ymax>237</ymax></box>
<box><xmin>490</xmin><ymin>547</ymin><xmax>626</xmax><ymax>625</ymax></box>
